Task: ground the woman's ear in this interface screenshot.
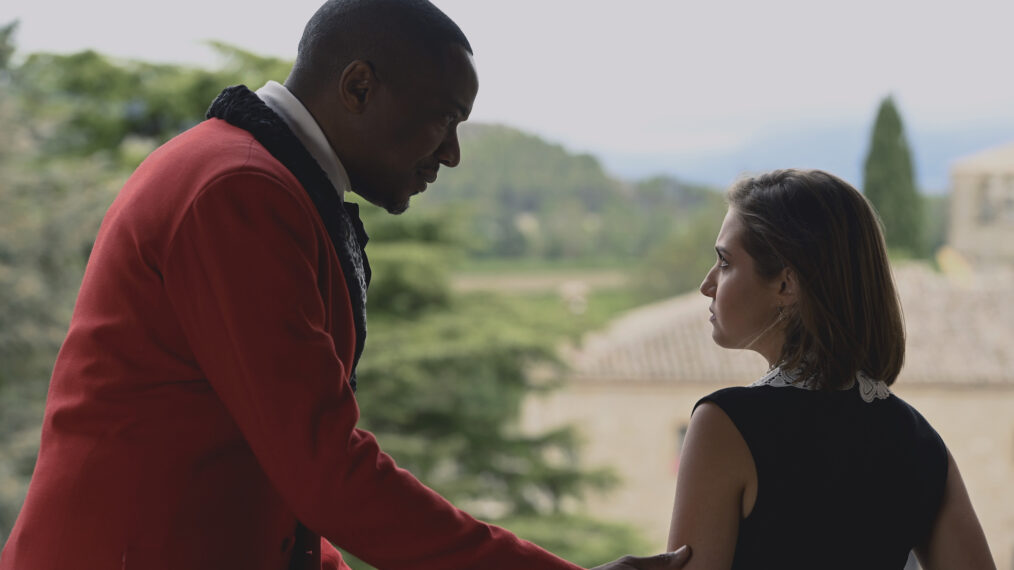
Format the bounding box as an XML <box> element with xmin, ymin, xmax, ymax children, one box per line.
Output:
<box><xmin>777</xmin><ymin>266</ymin><xmax>798</xmax><ymax>307</ymax></box>
<box><xmin>338</xmin><ymin>60</ymin><xmax>376</xmax><ymax>113</ymax></box>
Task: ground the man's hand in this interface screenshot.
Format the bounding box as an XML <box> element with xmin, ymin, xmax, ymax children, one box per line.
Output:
<box><xmin>589</xmin><ymin>545</ymin><xmax>692</xmax><ymax>570</ymax></box>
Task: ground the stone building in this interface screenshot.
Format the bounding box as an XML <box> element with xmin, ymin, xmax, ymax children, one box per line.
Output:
<box><xmin>523</xmin><ymin>144</ymin><xmax>1014</xmax><ymax>567</ymax></box>
<box><xmin>950</xmin><ymin>142</ymin><xmax>1014</xmax><ymax>266</ymax></box>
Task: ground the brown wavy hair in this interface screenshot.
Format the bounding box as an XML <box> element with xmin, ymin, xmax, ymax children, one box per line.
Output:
<box><xmin>728</xmin><ymin>169</ymin><xmax>905</xmax><ymax>389</ymax></box>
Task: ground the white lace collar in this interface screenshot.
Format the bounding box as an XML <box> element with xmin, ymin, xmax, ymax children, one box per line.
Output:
<box><xmin>750</xmin><ymin>366</ymin><xmax>891</xmax><ymax>403</ymax></box>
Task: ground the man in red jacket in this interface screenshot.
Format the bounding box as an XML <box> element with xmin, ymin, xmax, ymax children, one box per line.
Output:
<box><xmin>1</xmin><ymin>1</ymin><xmax>691</xmax><ymax>568</ymax></box>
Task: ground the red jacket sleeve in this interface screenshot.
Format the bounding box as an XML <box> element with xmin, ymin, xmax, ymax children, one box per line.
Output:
<box><xmin>162</xmin><ymin>172</ymin><xmax>581</xmax><ymax>570</ymax></box>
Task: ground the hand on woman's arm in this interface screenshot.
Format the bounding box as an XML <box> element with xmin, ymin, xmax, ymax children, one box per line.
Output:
<box><xmin>589</xmin><ymin>545</ymin><xmax>692</xmax><ymax>570</ymax></box>
<box><xmin>915</xmin><ymin>450</ymin><xmax>996</xmax><ymax>570</ymax></box>
<box><xmin>666</xmin><ymin>402</ymin><xmax>755</xmax><ymax>570</ymax></box>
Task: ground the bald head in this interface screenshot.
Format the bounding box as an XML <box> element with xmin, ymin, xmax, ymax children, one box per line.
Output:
<box><xmin>283</xmin><ymin>0</ymin><xmax>479</xmax><ymax>214</ymax></box>
<box><xmin>289</xmin><ymin>0</ymin><xmax>472</xmax><ymax>94</ymax></box>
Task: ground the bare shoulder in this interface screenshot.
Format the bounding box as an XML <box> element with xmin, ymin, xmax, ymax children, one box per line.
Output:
<box><xmin>667</xmin><ymin>401</ymin><xmax>756</xmax><ymax>567</ymax></box>
<box><xmin>687</xmin><ymin>402</ymin><xmax>749</xmax><ymax>456</ymax></box>
<box><xmin>915</xmin><ymin>449</ymin><xmax>996</xmax><ymax>569</ymax></box>
<box><xmin>691</xmin><ymin>401</ymin><xmax>733</xmax><ymax>427</ymax></box>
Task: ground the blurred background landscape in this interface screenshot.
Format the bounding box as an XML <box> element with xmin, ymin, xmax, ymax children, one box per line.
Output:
<box><xmin>1</xmin><ymin>0</ymin><xmax>1013</xmax><ymax>566</ymax></box>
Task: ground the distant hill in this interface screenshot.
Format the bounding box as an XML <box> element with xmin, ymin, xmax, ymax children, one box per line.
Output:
<box><xmin>402</xmin><ymin>121</ymin><xmax>950</xmax><ymax>296</ymax></box>
<box><xmin>416</xmin><ymin>123</ymin><xmax>723</xmax><ymax>261</ymax></box>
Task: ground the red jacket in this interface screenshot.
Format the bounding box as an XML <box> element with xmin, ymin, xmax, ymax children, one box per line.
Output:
<box><xmin>1</xmin><ymin>119</ymin><xmax>581</xmax><ymax>570</ymax></box>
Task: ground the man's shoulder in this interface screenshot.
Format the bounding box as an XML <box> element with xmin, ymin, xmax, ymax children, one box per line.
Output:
<box><xmin>156</xmin><ymin>119</ymin><xmax>284</xmax><ymax>172</ymax></box>
<box><xmin>130</xmin><ymin>119</ymin><xmax>301</xmax><ymax>204</ymax></box>
<box><xmin>113</xmin><ymin>119</ymin><xmax>308</xmax><ymax>235</ymax></box>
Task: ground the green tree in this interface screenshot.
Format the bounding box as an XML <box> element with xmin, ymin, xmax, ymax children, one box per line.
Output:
<box><xmin>421</xmin><ymin>124</ymin><xmax>624</xmax><ymax>260</ymax></box>
<box><xmin>337</xmin><ymin>203</ymin><xmax>643</xmax><ymax>567</ymax></box>
<box><xmin>496</xmin><ymin>514</ymin><xmax>652</xmax><ymax>567</ymax></box>
<box><xmin>862</xmin><ymin>96</ymin><xmax>923</xmax><ymax>256</ymax></box>
<box><xmin>0</xmin><ymin>43</ymin><xmax>291</xmax><ymax>393</ymax></box>
<box><xmin>423</xmin><ymin>123</ymin><xmax>724</xmax><ymax>268</ymax></box>
<box><xmin>0</xmin><ymin>21</ymin><xmax>16</xmax><ymax>72</ymax></box>
<box><xmin>357</xmin><ymin>205</ymin><xmax>619</xmax><ymax>505</ymax></box>
<box><xmin>0</xmin><ymin>43</ymin><xmax>300</xmax><ymax>536</ymax></box>
<box><xmin>922</xmin><ymin>194</ymin><xmax>950</xmax><ymax>257</ymax></box>
<box><xmin>629</xmin><ymin>177</ymin><xmax>727</xmax><ymax>301</ymax></box>
<box><xmin>0</xmin><ymin>38</ymin><xmax>132</xmax><ymax>537</ymax></box>
<box><xmin>636</xmin><ymin>205</ymin><xmax>727</xmax><ymax>301</ymax></box>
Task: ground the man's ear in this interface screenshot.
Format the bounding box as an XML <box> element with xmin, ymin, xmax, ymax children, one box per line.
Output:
<box><xmin>338</xmin><ymin>60</ymin><xmax>376</xmax><ymax>113</ymax></box>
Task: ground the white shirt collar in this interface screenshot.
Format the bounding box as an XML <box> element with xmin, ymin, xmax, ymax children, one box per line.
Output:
<box><xmin>255</xmin><ymin>80</ymin><xmax>351</xmax><ymax>198</ymax></box>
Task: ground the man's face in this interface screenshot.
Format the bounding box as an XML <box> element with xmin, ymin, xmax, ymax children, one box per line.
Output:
<box><xmin>349</xmin><ymin>44</ymin><xmax>479</xmax><ymax>214</ymax></box>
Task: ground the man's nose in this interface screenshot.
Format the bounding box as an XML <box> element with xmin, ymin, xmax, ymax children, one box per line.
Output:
<box><xmin>436</xmin><ymin>131</ymin><xmax>461</xmax><ymax>167</ymax></box>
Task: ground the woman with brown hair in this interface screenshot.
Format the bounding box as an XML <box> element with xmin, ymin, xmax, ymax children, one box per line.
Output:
<box><xmin>666</xmin><ymin>169</ymin><xmax>995</xmax><ymax>569</ymax></box>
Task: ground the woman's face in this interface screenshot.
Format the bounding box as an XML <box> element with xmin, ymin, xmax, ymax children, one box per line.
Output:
<box><xmin>700</xmin><ymin>208</ymin><xmax>785</xmax><ymax>364</ymax></box>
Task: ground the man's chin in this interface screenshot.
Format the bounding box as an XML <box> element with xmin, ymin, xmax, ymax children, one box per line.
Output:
<box><xmin>382</xmin><ymin>195</ymin><xmax>411</xmax><ymax>215</ymax></box>
<box><xmin>385</xmin><ymin>202</ymin><xmax>409</xmax><ymax>215</ymax></box>
<box><xmin>351</xmin><ymin>191</ymin><xmax>410</xmax><ymax>215</ymax></box>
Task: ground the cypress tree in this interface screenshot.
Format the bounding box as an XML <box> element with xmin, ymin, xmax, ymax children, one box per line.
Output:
<box><xmin>0</xmin><ymin>21</ymin><xmax>16</xmax><ymax>72</ymax></box>
<box><xmin>863</xmin><ymin>96</ymin><xmax>923</xmax><ymax>256</ymax></box>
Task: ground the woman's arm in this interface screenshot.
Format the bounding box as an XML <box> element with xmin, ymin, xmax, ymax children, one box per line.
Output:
<box><xmin>666</xmin><ymin>402</ymin><xmax>756</xmax><ymax>569</ymax></box>
<box><xmin>914</xmin><ymin>450</ymin><xmax>996</xmax><ymax>569</ymax></box>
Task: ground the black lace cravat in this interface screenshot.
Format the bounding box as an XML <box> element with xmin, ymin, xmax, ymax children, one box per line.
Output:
<box><xmin>341</xmin><ymin>201</ymin><xmax>372</xmax><ymax>294</ymax></box>
<box><xmin>336</xmin><ymin>201</ymin><xmax>370</xmax><ymax>391</ymax></box>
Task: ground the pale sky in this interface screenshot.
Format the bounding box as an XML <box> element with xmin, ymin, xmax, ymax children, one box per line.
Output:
<box><xmin>4</xmin><ymin>0</ymin><xmax>1014</xmax><ymax>188</ymax></box>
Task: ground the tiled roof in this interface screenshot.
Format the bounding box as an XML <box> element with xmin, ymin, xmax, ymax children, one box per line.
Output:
<box><xmin>568</xmin><ymin>293</ymin><xmax>766</xmax><ymax>383</ymax></box>
<box><xmin>569</xmin><ymin>264</ymin><xmax>1014</xmax><ymax>387</ymax></box>
<box><xmin>897</xmin><ymin>264</ymin><xmax>1014</xmax><ymax>385</ymax></box>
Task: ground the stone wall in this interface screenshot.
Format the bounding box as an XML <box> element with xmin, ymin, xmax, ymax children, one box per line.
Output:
<box><xmin>950</xmin><ymin>170</ymin><xmax>1014</xmax><ymax>265</ymax></box>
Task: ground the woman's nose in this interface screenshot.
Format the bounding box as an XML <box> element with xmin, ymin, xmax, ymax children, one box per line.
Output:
<box><xmin>700</xmin><ymin>270</ymin><xmax>716</xmax><ymax>297</ymax></box>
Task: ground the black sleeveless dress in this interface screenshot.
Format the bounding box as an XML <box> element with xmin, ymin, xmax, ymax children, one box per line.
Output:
<box><xmin>697</xmin><ymin>367</ymin><xmax>948</xmax><ymax>569</ymax></box>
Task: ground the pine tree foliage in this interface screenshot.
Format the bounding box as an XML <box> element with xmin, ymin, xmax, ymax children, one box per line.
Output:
<box><xmin>862</xmin><ymin>96</ymin><xmax>924</xmax><ymax>255</ymax></box>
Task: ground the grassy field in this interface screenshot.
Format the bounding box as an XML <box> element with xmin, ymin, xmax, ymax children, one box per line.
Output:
<box><xmin>454</xmin><ymin>256</ymin><xmax>639</xmax><ymax>275</ymax></box>
<box><xmin>457</xmin><ymin>286</ymin><xmax>646</xmax><ymax>347</ymax></box>
<box><xmin>450</xmin><ymin>259</ymin><xmax>656</xmax><ymax>342</ymax></box>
